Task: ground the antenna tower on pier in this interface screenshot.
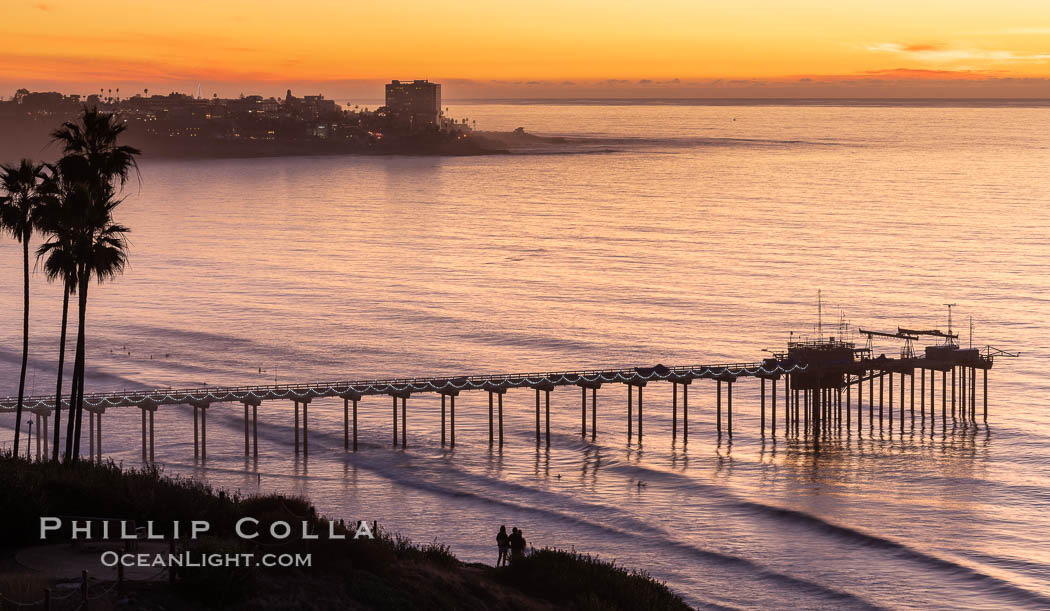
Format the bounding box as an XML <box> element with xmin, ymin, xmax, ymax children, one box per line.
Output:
<box><xmin>943</xmin><ymin>303</ymin><xmax>958</xmax><ymax>347</ymax></box>
<box><xmin>817</xmin><ymin>290</ymin><xmax>823</xmax><ymax>342</ymax></box>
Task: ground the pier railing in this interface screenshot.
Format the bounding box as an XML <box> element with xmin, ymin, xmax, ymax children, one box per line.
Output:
<box><xmin>0</xmin><ymin>362</ymin><xmax>804</xmax><ymax>411</ymax></box>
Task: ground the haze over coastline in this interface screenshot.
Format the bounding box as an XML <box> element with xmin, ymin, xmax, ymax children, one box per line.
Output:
<box><xmin>5</xmin><ymin>1</ymin><xmax>1050</xmax><ymax>100</ymax></box>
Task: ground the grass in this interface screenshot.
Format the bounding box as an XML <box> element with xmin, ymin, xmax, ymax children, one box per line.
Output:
<box><xmin>0</xmin><ymin>453</ymin><xmax>690</xmax><ymax>610</ymax></box>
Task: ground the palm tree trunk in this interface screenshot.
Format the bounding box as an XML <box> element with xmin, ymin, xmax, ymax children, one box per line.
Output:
<box><xmin>64</xmin><ymin>273</ymin><xmax>84</xmax><ymax>462</ymax></box>
<box><xmin>63</xmin><ymin>315</ymin><xmax>79</xmax><ymax>462</ymax></box>
<box><xmin>52</xmin><ymin>282</ymin><xmax>69</xmax><ymax>461</ymax></box>
<box><xmin>71</xmin><ymin>270</ymin><xmax>88</xmax><ymax>462</ymax></box>
<box><xmin>14</xmin><ymin>235</ymin><xmax>29</xmax><ymax>457</ymax></box>
<box><xmin>64</xmin><ymin>365</ymin><xmax>80</xmax><ymax>461</ymax></box>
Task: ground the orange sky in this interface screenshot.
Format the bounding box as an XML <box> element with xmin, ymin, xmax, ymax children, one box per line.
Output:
<box><xmin>3</xmin><ymin>0</ymin><xmax>1050</xmax><ymax>98</ymax></box>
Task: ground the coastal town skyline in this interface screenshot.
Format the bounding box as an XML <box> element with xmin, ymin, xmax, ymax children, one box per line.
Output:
<box><xmin>4</xmin><ymin>0</ymin><xmax>1050</xmax><ymax>98</ymax></box>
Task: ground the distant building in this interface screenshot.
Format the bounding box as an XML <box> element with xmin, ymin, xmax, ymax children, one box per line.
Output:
<box><xmin>384</xmin><ymin>80</ymin><xmax>441</xmax><ymax>132</ymax></box>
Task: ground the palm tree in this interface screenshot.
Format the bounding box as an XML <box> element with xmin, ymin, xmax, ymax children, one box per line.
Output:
<box><xmin>34</xmin><ymin>170</ymin><xmax>81</xmax><ymax>460</ymax></box>
<box><xmin>51</xmin><ymin>108</ymin><xmax>139</xmax><ymax>461</ymax></box>
<box><xmin>50</xmin><ymin>108</ymin><xmax>140</xmax><ymax>191</ymax></box>
<box><xmin>0</xmin><ymin>159</ymin><xmax>48</xmax><ymax>456</ymax></box>
<box><xmin>66</xmin><ymin>190</ymin><xmax>129</xmax><ymax>460</ymax></box>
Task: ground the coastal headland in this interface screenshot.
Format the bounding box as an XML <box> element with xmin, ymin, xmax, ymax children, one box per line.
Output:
<box><xmin>0</xmin><ymin>83</ymin><xmax>566</xmax><ymax>160</ymax></box>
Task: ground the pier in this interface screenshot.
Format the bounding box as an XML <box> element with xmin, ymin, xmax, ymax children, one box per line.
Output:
<box><xmin>0</xmin><ymin>331</ymin><xmax>1014</xmax><ymax>462</ymax></box>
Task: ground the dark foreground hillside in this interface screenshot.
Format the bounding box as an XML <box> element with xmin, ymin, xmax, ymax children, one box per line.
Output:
<box><xmin>0</xmin><ymin>455</ymin><xmax>690</xmax><ymax>610</ymax></box>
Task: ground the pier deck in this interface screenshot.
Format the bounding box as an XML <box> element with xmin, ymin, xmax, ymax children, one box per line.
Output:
<box><xmin>0</xmin><ymin>342</ymin><xmax>1005</xmax><ymax>462</ymax></box>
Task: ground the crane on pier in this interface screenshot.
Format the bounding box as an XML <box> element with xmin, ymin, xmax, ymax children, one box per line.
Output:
<box><xmin>983</xmin><ymin>346</ymin><xmax>1020</xmax><ymax>361</ymax></box>
<box><xmin>858</xmin><ymin>328</ymin><xmax>920</xmax><ymax>359</ymax></box>
<box><xmin>897</xmin><ymin>327</ymin><xmax>958</xmax><ymax>341</ymax></box>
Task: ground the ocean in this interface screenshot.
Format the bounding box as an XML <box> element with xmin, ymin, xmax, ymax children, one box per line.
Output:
<box><xmin>2</xmin><ymin>102</ymin><xmax>1049</xmax><ymax>609</ymax></box>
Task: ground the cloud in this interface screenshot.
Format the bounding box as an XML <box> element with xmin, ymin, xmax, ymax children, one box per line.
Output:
<box><xmin>860</xmin><ymin>68</ymin><xmax>996</xmax><ymax>80</ymax></box>
<box><xmin>978</xmin><ymin>27</ymin><xmax>1050</xmax><ymax>35</ymax></box>
<box><xmin>867</xmin><ymin>42</ymin><xmax>1050</xmax><ymax>63</ymax></box>
<box><xmin>902</xmin><ymin>44</ymin><xmax>941</xmax><ymax>52</ymax></box>
<box><xmin>35</xmin><ymin>3</ymin><xmax>50</xmax><ymax>11</ymax></box>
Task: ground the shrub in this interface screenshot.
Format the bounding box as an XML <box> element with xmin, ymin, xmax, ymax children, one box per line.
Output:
<box><xmin>501</xmin><ymin>548</ymin><xmax>690</xmax><ymax>611</ymax></box>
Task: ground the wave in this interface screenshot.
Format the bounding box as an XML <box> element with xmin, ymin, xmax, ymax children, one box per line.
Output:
<box><xmin>584</xmin><ymin>446</ymin><xmax>1050</xmax><ymax>608</ymax></box>
<box><xmin>340</xmin><ymin>450</ymin><xmax>879</xmax><ymax>608</ymax></box>
<box><xmin>733</xmin><ymin>499</ymin><xmax>1050</xmax><ymax>607</ymax></box>
<box><xmin>171</xmin><ymin>414</ymin><xmax>875</xmax><ymax>608</ymax></box>
<box><xmin>472</xmin><ymin>132</ymin><xmax>842</xmax><ymax>156</ymax></box>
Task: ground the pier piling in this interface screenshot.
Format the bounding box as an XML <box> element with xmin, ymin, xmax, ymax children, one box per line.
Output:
<box><xmin>856</xmin><ymin>375</ymin><xmax>862</xmax><ymax>434</ymax></box>
<box><xmin>294</xmin><ymin>400</ymin><xmax>300</xmax><ymax>454</ymax></box>
<box><xmin>970</xmin><ymin>367</ymin><xmax>978</xmax><ymax>424</ymax></box>
<box><xmin>920</xmin><ymin>371</ymin><xmax>926</xmax><ymax>427</ymax></box>
<box><xmin>880</xmin><ymin>372</ymin><xmax>885</xmax><ymax>429</ymax></box>
<box><xmin>545</xmin><ymin>389</ymin><xmax>551</xmax><ymax>447</ymax></box>
<box><xmin>252</xmin><ymin>403</ymin><xmax>258</xmax><ymax>457</ymax></box>
<box><xmin>942</xmin><ymin>370</ymin><xmax>947</xmax><ymax>427</ymax></box>
<box><xmin>535</xmin><ymin>389</ymin><xmax>541</xmax><ymax>445</ymax></box>
<box><xmin>672</xmin><ymin>382</ymin><xmax>678</xmax><ymax>441</ymax></box>
<box><xmin>910</xmin><ymin>371</ymin><xmax>915</xmax><ymax>424</ymax></box>
<box><xmin>682</xmin><ymin>381</ymin><xmax>689</xmax><ymax>443</ymax></box>
<box><xmin>716</xmin><ymin>380</ymin><xmax>723</xmax><ymax>437</ymax></box>
<box><xmin>868</xmin><ymin>372</ymin><xmax>874</xmax><ymax>431</ymax></box>
<box><xmin>580</xmin><ymin>387</ymin><xmax>586</xmax><ymax>438</ymax></box>
<box><xmin>952</xmin><ymin>366</ymin><xmax>957</xmax><ymax>419</ymax></box>
<box><xmin>727</xmin><ymin>380</ymin><xmax>733</xmax><ymax>438</ymax></box>
<box><xmin>900</xmin><ymin>371</ymin><xmax>905</xmax><ymax>428</ymax></box>
<box><xmin>637</xmin><ymin>384</ymin><xmax>643</xmax><ymax>442</ymax></box>
<box><xmin>141</xmin><ymin>408</ymin><xmax>146</xmax><ymax>461</ymax></box>
<box><xmin>592</xmin><ymin>387</ymin><xmax>597</xmax><ymax>441</ymax></box>
<box><xmin>200</xmin><ymin>405</ymin><xmax>207</xmax><ymax>460</ymax></box>
<box><xmin>772</xmin><ymin>378</ymin><xmax>777</xmax><ymax>437</ymax></box>
<box><xmin>626</xmin><ymin>384</ymin><xmax>632</xmax><ymax>441</ymax></box>
<box><xmin>760</xmin><ymin>378</ymin><xmax>766</xmax><ymax>437</ymax></box>
<box><xmin>890</xmin><ymin>371</ymin><xmax>898</xmax><ymax>432</ymax></box>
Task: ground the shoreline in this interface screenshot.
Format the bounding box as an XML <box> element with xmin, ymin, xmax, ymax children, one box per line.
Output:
<box><xmin>0</xmin><ymin>118</ymin><xmax>578</xmax><ymax>161</ymax></box>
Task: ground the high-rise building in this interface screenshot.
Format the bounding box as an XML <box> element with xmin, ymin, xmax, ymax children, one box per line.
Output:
<box><xmin>384</xmin><ymin>80</ymin><xmax>441</xmax><ymax>132</ymax></box>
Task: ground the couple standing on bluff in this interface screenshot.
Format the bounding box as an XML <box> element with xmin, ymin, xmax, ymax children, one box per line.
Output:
<box><xmin>496</xmin><ymin>525</ymin><xmax>526</xmax><ymax>567</ymax></box>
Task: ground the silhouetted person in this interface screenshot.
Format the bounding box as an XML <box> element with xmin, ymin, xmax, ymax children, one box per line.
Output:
<box><xmin>508</xmin><ymin>527</ymin><xmax>526</xmax><ymax>562</ymax></box>
<box><xmin>496</xmin><ymin>525</ymin><xmax>510</xmax><ymax>567</ymax></box>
